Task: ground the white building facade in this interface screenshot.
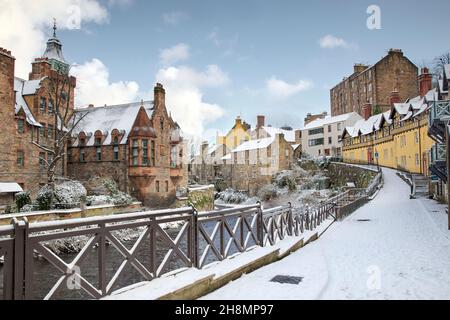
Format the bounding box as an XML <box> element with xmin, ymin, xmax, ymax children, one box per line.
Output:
<box><xmin>301</xmin><ymin>112</ymin><xmax>363</xmax><ymax>158</ymax></box>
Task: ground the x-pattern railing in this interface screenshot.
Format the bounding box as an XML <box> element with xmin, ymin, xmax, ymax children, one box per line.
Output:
<box><xmin>22</xmin><ymin>207</ymin><xmax>194</xmax><ymax>300</ymax></box>
<box><xmin>196</xmin><ymin>204</ymin><xmax>261</xmax><ymax>268</ymax></box>
<box><xmin>430</xmin><ymin>100</ymin><xmax>450</xmax><ymax>122</ymax></box>
<box><xmin>0</xmin><ymin>180</ymin><xmax>378</xmax><ymax>300</ymax></box>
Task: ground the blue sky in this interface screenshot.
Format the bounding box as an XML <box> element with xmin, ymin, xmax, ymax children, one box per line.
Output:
<box><xmin>2</xmin><ymin>0</ymin><xmax>450</xmax><ymax>141</ymax></box>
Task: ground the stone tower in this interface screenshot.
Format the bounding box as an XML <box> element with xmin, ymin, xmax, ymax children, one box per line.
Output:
<box><xmin>0</xmin><ymin>48</ymin><xmax>16</xmax><ymax>175</ymax></box>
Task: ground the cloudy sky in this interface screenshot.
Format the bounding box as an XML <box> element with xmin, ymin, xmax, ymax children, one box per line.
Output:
<box><xmin>1</xmin><ymin>0</ymin><xmax>449</xmax><ymax>142</ymax></box>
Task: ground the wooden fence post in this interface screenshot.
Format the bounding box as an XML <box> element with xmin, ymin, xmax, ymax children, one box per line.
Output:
<box><xmin>12</xmin><ymin>218</ymin><xmax>27</xmax><ymax>300</ymax></box>
<box><xmin>256</xmin><ymin>202</ymin><xmax>264</xmax><ymax>247</ymax></box>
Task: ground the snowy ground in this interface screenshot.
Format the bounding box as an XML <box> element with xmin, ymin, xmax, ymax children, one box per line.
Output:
<box><xmin>202</xmin><ymin>167</ymin><xmax>450</xmax><ymax>300</ymax></box>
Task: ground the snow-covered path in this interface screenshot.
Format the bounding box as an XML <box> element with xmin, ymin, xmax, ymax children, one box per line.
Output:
<box><xmin>203</xmin><ymin>168</ymin><xmax>450</xmax><ymax>300</ymax></box>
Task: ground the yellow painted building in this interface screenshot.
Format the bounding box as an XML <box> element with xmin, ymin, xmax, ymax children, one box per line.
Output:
<box><xmin>217</xmin><ymin>116</ymin><xmax>252</xmax><ymax>150</ymax></box>
<box><xmin>342</xmin><ymin>90</ymin><xmax>436</xmax><ymax>175</ymax></box>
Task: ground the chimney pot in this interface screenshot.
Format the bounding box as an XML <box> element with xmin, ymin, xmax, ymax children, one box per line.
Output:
<box><xmin>418</xmin><ymin>68</ymin><xmax>432</xmax><ymax>97</ymax></box>
<box><xmin>257</xmin><ymin>115</ymin><xmax>265</xmax><ymax>128</ymax></box>
<box><xmin>363</xmin><ymin>101</ymin><xmax>372</xmax><ymax>121</ymax></box>
<box><xmin>154</xmin><ymin>82</ymin><xmax>166</xmax><ymax>108</ymax></box>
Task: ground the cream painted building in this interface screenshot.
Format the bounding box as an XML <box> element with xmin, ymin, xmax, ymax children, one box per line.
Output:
<box><xmin>301</xmin><ymin>112</ymin><xmax>363</xmax><ymax>158</ymax></box>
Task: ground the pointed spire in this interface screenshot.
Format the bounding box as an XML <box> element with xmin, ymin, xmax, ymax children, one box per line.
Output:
<box><xmin>53</xmin><ymin>18</ymin><xmax>57</xmax><ymax>38</ymax></box>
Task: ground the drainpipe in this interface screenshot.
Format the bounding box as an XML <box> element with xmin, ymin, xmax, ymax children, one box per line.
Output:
<box><xmin>446</xmin><ymin>122</ymin><xmax>450</xmax><ymax>230</ymax></box>
<box><xmin>418</xmin><ymin>118</ymin><xmax>422</xmax><ymax>175</ymax></box>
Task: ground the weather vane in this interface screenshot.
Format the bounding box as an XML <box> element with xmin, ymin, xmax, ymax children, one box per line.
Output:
<box><xmin>53</xmin><ymin>18</ymin><xmax>57</xmax><ymax>37</ymax></box>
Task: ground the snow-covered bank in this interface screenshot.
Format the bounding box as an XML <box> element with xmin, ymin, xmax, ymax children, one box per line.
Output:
<box><xmin>203</xmin><ymin>168</ymin><xmax>450</xmax><ymax>300</ymax></box>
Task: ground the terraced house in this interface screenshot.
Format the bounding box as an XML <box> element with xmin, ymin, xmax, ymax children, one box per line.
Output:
<box><xmin>341</xmin><ymin>68</ymin><xmax>437</xmax><ymax>175</ymax></box>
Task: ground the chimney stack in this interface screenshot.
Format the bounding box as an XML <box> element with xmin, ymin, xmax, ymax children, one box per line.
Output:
<box><xmin>418</xmin><ymin>67</ymin><xmax>432</xmax><ymax>97</ymax></box>
<box><xmin>257</xmin><ymin>115</ymin><xmax>265</xmax><ymax>129</ymax></box>
<box><xmin>354</xmin><ymin>63</ymin><xmax>368</xmax><ymax>74</ymax></box>
<box><xmin>362</xmin><ymin>101</ymin><xmax>372</xmax><ymax>121</ymax></box>
<box><xmin>389</xmin><ymin>89</ymin><xmax>401</xmax><ymax>106</ymax></box>
<box><xmin>154</xmin><ymin>83</ymin><xmax>165</xmax><ymax>108</ymax></box>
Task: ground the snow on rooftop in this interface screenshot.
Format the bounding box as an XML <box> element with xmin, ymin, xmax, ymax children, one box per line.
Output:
<box><xmin>14</xmin><ymin>77</ymin><xmax>42</xmax><ymax>127</ymax></box>
<box><xmin>0</xmin><ymin>182</ymin><xmax>23</xmax><ymax>194</ymax></box>
<box><xmin>232</xmin><ymin>137</ymin><xmax>274</xmax><ymax>153</ymax></box>
<box><xmin>262</xmin><ymin>126</ymin><xmax>299</xmax><ymax>143</ymax></box>
<box><xmin>221</xmin><ymin>154</ymin><xmax>232</xmax><ymax>160</ymax></box>
<box><xmin>303</xmin><ymin>112</ymin><xmax>358</xmax><ymax>130</ymax></box>
<box><xmin>73</xmin><ymin>101</ymin><xmax>154</xmax><ymax>146</ymax></box>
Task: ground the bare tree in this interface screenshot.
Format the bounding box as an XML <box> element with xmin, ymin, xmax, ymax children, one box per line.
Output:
<box><xmin>33</xmin><ymin>67</ymin><xmax>88</xmax><ymax>190</ymax></box>
<box><xmin>432</xmin><ymin>52</ymin><xmax>450</xmax><ymax>76</ymax></box>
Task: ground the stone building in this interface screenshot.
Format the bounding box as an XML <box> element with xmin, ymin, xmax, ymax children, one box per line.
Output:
<box><xmin>0</xmin><ymin>25</ymin><xmax>75</xmax><ymax>196</ymax></box>
<box><xmin>189</xmin><ymin>115</ymin><xmax>301</xmax><ymax>195</ymax></box>
<box><xmin>68</xmin><ymin>84</ymin><xmax>188</xmax><ymax>208</ymax></box>
<box><xmin>330</xmin><ymin>49</ymin><xmax>419</xmax><ymax>117</ymax></box>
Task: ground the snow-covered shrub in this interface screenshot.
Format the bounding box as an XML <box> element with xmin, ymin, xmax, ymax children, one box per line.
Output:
<box><xmin>257</xmin><ymin>184</ymin><xmax>278</xmax><ymax>201</ymax></box>
<box><xmin>274</xmin><ymin>172</ymin><xmax>297</xmax><ymax>191</ymax></box>
<box><xmin>15</xmin><ymin>192</ymin><xmax>31</xmax><ymax>211</ymax></box>
<box><xmin>214</xmin><ymin>179</ymin><xmax>228</xmax><ymax>193</ymax></box>
<box><xmin>54</xmin><ymin>181</ymin><xmax>87</xmax><ymax>208</ymax></box>
<box><xmin>111</xmin><ymin>192</ymin><xmax>133</xmax><ymax>206</ymax></box>
<box><xmin>217</xmin><ymin>188</ymin><xmax>249</xmax><ymax>204</ymax></box>
<box><xmin>86</xmin><ymin>195</ymin><xmax>113</xmax><ymax>206</ymax></box>
<box><xmin>36</xmin><ymin>186</ymin><xmax>54</xmax><ymax>211</ymax></box>
<box><xmin>104</xmin><ymin>179</ymin><xmax>120</xmax><ymax>195</ymax></box>
<box><xmin>20</xmin><ymin>204</ymin><xmax>38</xmax><ymax>213</ymax></box>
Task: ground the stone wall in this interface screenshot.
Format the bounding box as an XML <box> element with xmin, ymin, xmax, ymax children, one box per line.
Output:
<box><xmin>0</xmin><ymin>202</ymin><xmax>143</xmax><ymax>225</ymax></box>
<box><xmin>326</xmin><ymin>163</ymin><xmax>377</xmax><ymax>188</ymax></box>
<box><xmin>67</xmin><ymin>144</ymin><xmax>130</xmax><ymax>194</ymax></box>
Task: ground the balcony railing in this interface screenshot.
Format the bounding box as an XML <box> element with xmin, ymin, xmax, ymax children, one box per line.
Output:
<box><xmin>429</xmin><ymin>100</ymin><xmax>450</xmax><ymax>124</ymax></box>
<box><xmin>431</xmin><ymin>143</ymin><xmax>446</xmax><ymax>164</ymax></box>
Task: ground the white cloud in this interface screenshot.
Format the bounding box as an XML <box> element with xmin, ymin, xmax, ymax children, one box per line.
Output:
<box><xmin>319</xmin><ymin>35</ymin><xmax>352</xmax><ymax>49</ymax></box>
<box><xmin>266</xmin><ymin>77</ymin><xmax>313</xmax><ymax>98</ymax></box>
<box><xmin>71</xmin><ymin>58</ymin><xmax>139</xmax><ymax>107</ymax></box>
<box><xmin>162</xmin><ymin>11</ymin><xmax>189</xmax><ymax>25</ymax></box>
<box><xmin>0</xmin><ymin>0</ymin><xmax>109</xmax><ymax>78</ymax></box>
<box><xmin>159</xmin><ymin>43</ymin><xmax>190</xmax><ymax>66</ymax></box>
<box><xmin>0</xmin><ymin>1</ymin><xmax>226</xmax><ymax>140</ymax></box>
<box><xmin>155</xmin><ymin>65</ymin><xmax>229</xmax><ymax>138</ymax></box>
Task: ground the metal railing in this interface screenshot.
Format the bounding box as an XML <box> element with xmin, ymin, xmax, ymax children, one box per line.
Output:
<box><xmin>0</xmin><ymin>184</ymin><xmax>380</xmax><ymax>300</ymax></box>
<box><xmin>431</xmin><ymin>143</ymin><xmax>446</xmax><ymax>164</ymax></box>
<box><xmin>429</xmin><ymin>100</ymin><xmax>450</xmax><ymax>124</ymax></box>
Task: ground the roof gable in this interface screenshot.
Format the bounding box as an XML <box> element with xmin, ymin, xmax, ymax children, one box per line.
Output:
<box><xmin>73</xmin><ymin>101</ymin><xmax>154</xmax><ymax>146</ymax></box>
